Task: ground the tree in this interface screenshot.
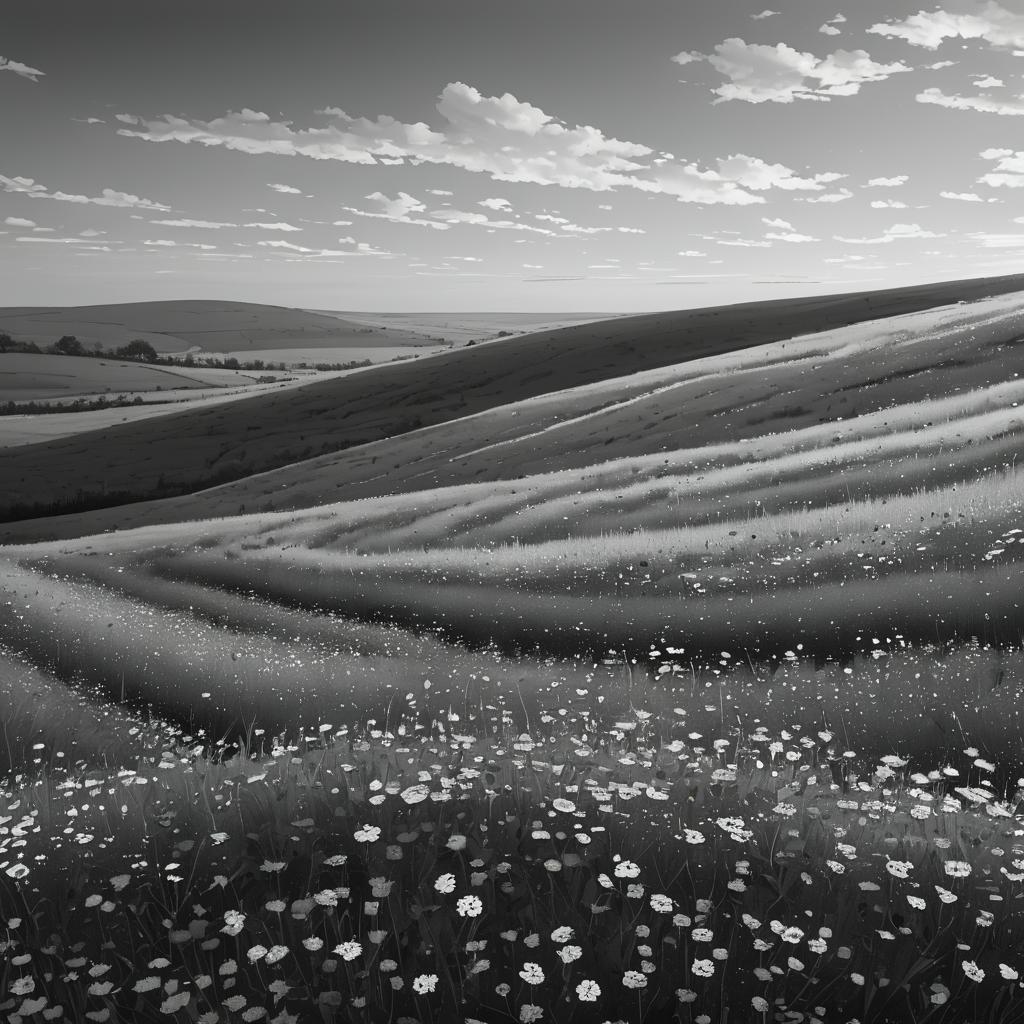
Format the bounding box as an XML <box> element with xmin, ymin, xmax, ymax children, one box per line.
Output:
<box><xmin>116</xmin><ymin>339</ymin><xmax>159</xmax><ymax>362</ymax></box>
<box><xmin>51</xmin><ymin>335</ymin><xmax>84</xmax><ymax>356</ymax></box>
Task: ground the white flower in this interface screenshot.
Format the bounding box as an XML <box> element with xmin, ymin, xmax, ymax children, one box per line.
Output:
<box><xmin>622</xmin><ymin>970</ymin><xmax>647</xmax><ymax>989</ymax></box>
<box><xmin>552</xmin><ymin>798</ymin><xmax>576</xmax><ymax>813</ymax></box>
<box><xmin>400</xmin><ymin>784</ymin><xmax>430</xmax><ymax>804</ymax></box>
<box><xmin>691</xmin><ymin>958</ymin><xmax>715</xmax><ymax>978</ymax></box>
<box><xmin>691</xmin><ymin>928</ymin><xmax>714</xmax><ymax>942</ymax></box>
<box><xmin>354</xmin><ymin>824</ymin><xmax>381</xmax><ymax>843</ymax></box>
<box><xmin>963</xmin><ymin>960</ymin><xmax>985</xmax><ymax>982</ymax></box>
<box><xmin>944</xmin><ymin>860</ymin><xmax>971</xmax><ymax>878</ymax></box>
<box><xmin>456</xmin><ymin>895</ymin><xmax>483</xmax><ymax>918</ymax></box>
<box><xmin>999</xmin><ymin>964</ymin><xmax>1019</xmax><ymax>981</ymax></box>
<box><xmin>614</xmin><ymin>860</ymin><xmax>641</xmax><ymax>879</ymax></box>
<box><xmin>650</xmin><ymin>893</ymin><xmax>673</xmax><ymax>913</ymax></box>
<box><xmin>446</xmin><ymin>834</ymin><xmax>467</xmax><ymax>851</ymax></box>
<box><xmin>221</xmin><ymin>909</ymin><xmax>246</xmax><ymax>936</ymax></box>
<box><xmin>434</xmin><ymin>873</ymin><xmax>457</xmax><ymax>894</ymax></box>
<box><xmin>519</xmin><ymin>963</ymin><xmax>545</xmax><ymax>985</ymax></box>
<box><xmin>519</xmin><ymin>1005</ymin><xmax>543</xmax><ymax>1023</ymax></box>
<box><xmin>684</xmin><ymin>829</ymin><xmax>705</xmax><ymax>844</ymax></box>
<box><xmin>412</xmin><ymin>973</ymin><xmax>438</xmax><ymax>994</ymax></box>
<box><xmin>558</xmin><ymin>945</ymin><xmax>582</xmax><ymax>964</ymax></box>
<box><xmin>576</xmin><ymin>979</ymin><xmax>600</xmax><ymax>1001</ymax></box>
<box><xmin>781</xmin><ymin>926</ymin><xmax>804</xmax><ymax>944</ymax></box>
<box><xmin>550</xmin><ymin>926</ymin><xmax>574</xmax><ymax>943</ymax></box>
<box><xmin>886</xmin><ymin>860</ymin><xmax>913</xmax><ymax>880</ymax></box>
<box><xmin>333</xmin><ymin>941</ymin><xmax>362</xmax><ymax>961</ymax></box>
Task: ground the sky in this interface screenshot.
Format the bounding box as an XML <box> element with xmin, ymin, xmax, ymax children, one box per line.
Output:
<box><xmin>3</xmin><ymin>0</ymin><xmax>1024</xmax><ymax>312</ymax></box>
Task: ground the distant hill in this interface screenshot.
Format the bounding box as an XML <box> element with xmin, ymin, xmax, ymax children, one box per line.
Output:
<box><xmin>0</xmin><ymin>299</ymin><xmax>438</xmax><ymax>354</ymax></box>
<box><xmin>2</xmin><ymin>272</ymin><xmax>1024</xmax><ymax>542</ymax></box>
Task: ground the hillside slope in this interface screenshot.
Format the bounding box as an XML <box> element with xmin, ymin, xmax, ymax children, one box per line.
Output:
<box><xmin>3</xmin><ymin>273</ymin><xmax>1024</xmax><ymax>540</ymax></box>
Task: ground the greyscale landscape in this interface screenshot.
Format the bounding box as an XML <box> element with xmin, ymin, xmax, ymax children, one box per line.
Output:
<box><xmin>2</xmin><ymin>3</ymin><xmax>1024</xmax><ymax>1023</ymax></box>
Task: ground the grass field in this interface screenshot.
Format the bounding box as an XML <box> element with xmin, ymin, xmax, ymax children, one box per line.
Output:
<box><xmin>1</xmin><ymin>285</ymin><xmax>1023</xmax><ymax>1023</ymax></box>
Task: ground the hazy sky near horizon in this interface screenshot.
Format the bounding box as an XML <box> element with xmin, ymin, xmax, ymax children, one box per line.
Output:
<box><xmin>3</xmin><ymin>0</ymin><xmax>1024</xmax><ymax>311</ymax></box>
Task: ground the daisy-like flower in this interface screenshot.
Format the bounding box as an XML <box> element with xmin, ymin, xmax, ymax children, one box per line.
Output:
<box><xmin>413</xmin><ymin>974</ymin><xmax>438</xmax><ymax>994</ymax></box>
<box><xmin>379</xmin><ymin>959</ymin><xmax>398</xmax><ymax>972</ymax></box>
<box><xmin>265</xmin><ymin>899</ymin><xmax>286</xmax><ymax>913</ymax></box>
<box><xmin>886</xmin><ymin>860</ymin><xmax>913</xmax><ymax>880</ymax></box>
<box><xmin>221</xmin><ymin>910</ymin><xmax>246</xmax><ymax>936</ymax></box>
<box><xmin>692</xmin><ymin>928</ymin><xmax>714</xmax><ymax>942</ymax></box>
<box><xmin>752</xmin><ymin>996</ymin><xmax>769</xmax><ymax>1012</ymax></box>
<box><xmin>434</xmin><ymin>874</ymin><xmax>457</xmax><ymax>894</ymax></box>
<box><xmin>302</xmin><ymin>937</ymin><xmax>324</xmax><ymax>951</ymax></box>
<box><xmin>684</xmin><ymin>829</ymin><xmax>705</xmax><ymax>845</ymax></box>
<box><xmin>576</xmin><ymin>979</ymin><xmax>600</xmax><ymax>1001</ymax></box>
<box><xmin>622</xmin><ymin>970</ymin><xmax>647</xmax><ymax>989</ymax></box>
<box><xmin>944</xmin><ymin>861</ymin><xmax>971</xmax><ymax>878</ymax></box>
<box><xmin>558</xmin><ymin>945</ymin><xmax>583</xmax><ymax>964</ymax></box>
<box><xmin>520</xmin><ymin>963</ymin><xmax>545</xmax><ymax>985</ymax></box>
<box><xmin>614</xmin><ymin>860</ymin><xmax>641</xmax><ymax>879</ymax></box>
<box><xmin>400</xmin><ymin>784</ymin><xmax>430</xmax><ymax>805</ymax></box>
<box><xmin>354</xmin><ymin>825</ymin><xmax>381</xmax><ymax>843</ymax></box>
<box><xmin>552</xmin><ymin>798</ymin><xmax>576</xmax><ymax>813</ymax></box>
<box><xmin>523</xmin><ymin>933</ymin><xmax>540</xmax><ymax>949</ymax></box>
<box><xmin>691</xmin><ymin>959</ymin><xmax>715</xmax><ymax>978</ymax></box>
<box><xmin>781</xmin><ymin>927</ymin><xmax>804</xmax><ymax>944</ymax></box>
<box><xmin>266</xmin><ymin>945</ymin><xmax>288</xmax><ymax>964</ymax></box>
<box><xmin>850</xmin><ymin>973</ymin><xmax>865</xmax><ymax>986</ymax></box>
<box><xmin>333</xmin><ymin>941</ymin><xmax>362</xmax><ymax>961</ymax></box>
<box><xmin>519</xmin><ymin>1006</ymin><xmax>543</xmax><ymax>1023</ymax></box>
<box><xmin>456</xmin><ymin>895</ymin><xmax>483</xmax><ymax>918</ymax></box>
<box><xmin>999</xmin><ymin>964</ymin><xmax>1019</xmax><ymax>981</ymax></box>
<box><xmin>247</xmin><ymin>944</ymin><xmax>268</xmax><ymax>963</ymax></box>
<box><xmin>446</xmin><ymin>834</ymin><xmax>467</xmax><ymax>851</ymax></box>
<box><xmin>551</xmin><ymin>926</ymin><xmax>574</xmax><ymax>943</ymax></box>
<box><xmin>677</xmin><ymin>988</ymin><xmax>697</xmax><ymax>1003</ymax></box>
<box><xmin>650</xmin><ymin>893</ymin><xmax>673</xmax><ymax>913</ymax></box>
<box><xmin>907</xmin><ymin>895</ymin><xmax>927</xmax><ymax>910</ymax></box>
<box><xmin>935</xmin><ymin>886</ymin><xmax>958</xmax><ymax>904</ymax></box>
<box><xmin>962</xmin><ymin>961</ymin><xmax>985</xmax><ymax>982</ymax></box>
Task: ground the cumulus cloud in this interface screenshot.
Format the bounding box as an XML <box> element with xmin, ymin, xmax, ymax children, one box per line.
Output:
<box><xmin>868</xmin><ymin>3</ymin><xmax>1024</xmax><ymax>50</ymax></box>
<box><xmin>0</xmin><ymin>56</ymin><xmax>44</xmax><ymax>82</ymax></box>
<box><xmin>243</xmin><ymin>221</ymin><xmax>302</xmax><ymax>231</ymax></box>
<box><xmin>978</xmin><ymin>147</ymin><xmax>1024</xmax><ymax>186</ymax></box>
<box><xmin>917</xmin><ymin>87</ymin><xmax>1024</xmax><ymax>115</ymax></box>
<box><xmin>430</xmin><ymin>208</ymin><xmax>556</xmax><ymax>233</ymax></box>
<box><xmin>939</xmin><ymin>189</ymin><xmax>988</xmax><ymax>200</ymax></box>
<box><xmin>865</xmin><ymin>175</ymin><xmax>909</xmax><ymax>186</ymax></box>
<box><xmin>114</xmin><ymin>82</ymin><xmax>840</xmax><ymax>206</ymax></box>
<box><xmin>968</xmin><ymin>231</ymin><xmax>1024</xmax><ymax>247</ymax></box>
<box><xmin>835</xmin><ymin>222</ymin><xmax>944</xmax><ymax>243</ymax></box>
<box><xmin>341</xmin><ymin>190</ymin><xmax>450</xmax><ymax>229</ymax></box>
<box><xmin>762</xmin><ymin>216</ymin><xmax>793</xmax><ymax>229</ymax></box>
<box><xmin>820</xmin><ymin>24</ymin><xmax>841</xmax><ymax>36</ymax></box>
<box><xmin>675</xmin><ymin>38</ymin><xmax>910</xmax><ymax>103</ymax></box>
<box><xmin>871</xmin><ymin>199</ymin><xmax>908</xmax><ymax>208</ymax></box>
<box><xmin>268</xmin><ymin>182</ymin><xmax>302</xmax><ymax>193</ymax></box>
<box><xmin>143</xmin><ymin>239</ymin><xmax>216</xmax><ymax>249</ymax></box>
<box><xmin>0</xmin><ymin>174</ymin><xmax>170</xmax><ymax>210</ymax></box>
<box><xmin>150</xmin><ymin>218</ymin><xmax>236</xmax><ymax>228</ymax></box>
<box><xmin>765</xmin><ymin>230</ymin><xmax>818</xmax><ymax>242</ymax></box>
<box><xmin>479</xmin><ymin>197</ymin><xmax>512</xmax><ymax>211</ymax></box>
<box><xmin>798</xmin><ymin>188</ymin><xmax>853</xmax><ymax>203</ymax></box>
<box><xmin>3</xmin><ymin>216</ymin><xmax>35</xmax><ymax>228</ymax></box>
<box><xmin>974</xmin><ymin>75</ymin><xmax>1005</xmax><ymax>88</ymax></box>
<box><xmin>427</xmin><ymin>188</ymin><xmax>453</xmax><ymax>196</ymax></box>
<box><xmin>751</xmin><ymin>9</ymin><xmax>778</xmax><ymax>19</ymax></box>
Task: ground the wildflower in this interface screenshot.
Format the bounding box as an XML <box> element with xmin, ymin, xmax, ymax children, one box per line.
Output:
<box><xmin>691</xmin><ymin>928</ymin><xmax>713</xmax><ymax>942</ymax></box>
<box><xmin>626</xmin><ymin>883</ymin><xmax>645</xmax><ymax>899</ymax></box>
<box><xmin>247</xmin><ymin>944</ymin><xmax>268</xmax><ymax>963</ymax></box>
<box><xmin>524</xmin><ymin>933</ymin><xmax>540</xmax><ymax>948</ymax></box>
<box><xmin>614</xmin><ymin>860</ymin><xmax>641</xmax><ymax>879</ymax></box>
<box><xmin>559</xmin><ymin>946</ymin><xmax>583</xmax><ymax>964</ymax></box>
<box><xmin>907</xmin><ymin>895</ymin><xmax>926</xmax><ymax>910</ymax></box>
<box><xmin>808</xmin><ymin>938</ymin><xmax>827</xmax><ymax>954</ymax></box>
<box><xmin>886</xmin><ymin>860</ymin><xmax>913</xmax><ymax>880</ymax></box>
<box><xmin>496</xmin><ymin>983</ymin><xmax>511</xmax><ymax>997</ymax></box>
<box><xmin>944</xmin><ymin>861</ymin><xmax>971</xmax><ymax>878</ymax></box>
<box><xmin>623</xmin><ymin>970</ymin><xmax>647</xmax><ymax>989</ymax></box>
<box><xmin>413</xmin><ymin>974</ymin><xmax>438</xmax><ymax>994</ymax></box>
<box><xmin>781</xmin><ymin>927</ymin><xmax>804</xmax><ymax>944</ymax></box>
<box><xmin>379</xmin><ymin>959</ymin><xmax>398</xmax><ymax>972</ymax></box>
<box><xmin>742</xmin><ymin>914</ymin><xmax>761</xmax><ymax>930</ymax></box>
<box><xmin>773</xmin><ymin>803</ymin><xmax>797</xmax><ymax>817</ymax></box>
<box><xmin>265</xmin><ymin>899</ymin><xmax>286</xmax><ymax>913</ymax></box>
<box><xmin>302</xmin><ymin>937</ymin><xmax>324</xmax><ymax>951</ymax></box>
<box><xmin>650</xmin><ymin>893</ymin><xmax>673</xmax><ymax>913</ymax></box>
<box><xmin>826</xmin><ymin>860</ymin><xmax>845</xmax><ymax>874</ymax></box>
<box><xmin>963</xmin><ymin>961</ymin><xmax>985</xmax><ymax>982</ymax></box>
<box><xmin>935</xmin><ymin>886</ymin><xmax>958</xmax><ymax>904</ymax></box>
<box><xmin>552</xmin><ymin>798</ymin><xmax>576</xmax><ymax>813</ymax></box>
<box><xmin>787</xmin><ymin>957</ymin><xmax>804</xmax><ymax>971</ymax></box>
<box><xmin>752</xmin><ymin>996</ymin><xmax>769</xmax><ymax>1012</ymax></box>
<box><xmin>323</xmin><ymin>854</ymin><xmax>347</xmax><ymax>867</ymax></box>
<box><xmin>401</xmin><ymin>784</ymin><xmax>430</xmax><ymax>804</ymax></box>
<box><xmin>354</xmin><ymin>824</ymin><xmax>381</xmax><ymax>843</ymax></box>
<box><xmin>500</xmin><ymin>930</ymin><xmax>518</xmax><ymax>941</ymax></box>
<box><xmin>673</xmin><ymin>913</ymin><xmax>692</xmax><ymax>928</ymax></box>
<box><xmin>447</xmin><ymin>834</ymin><xmax>467</xmax><ymax>851</ymax></box>
<box><xmin>520</xmin><ymin>963</ymin><xmax>545</xmax><ymax>985</ymax></box>
<box><xmin>635</xmin><ymin>925</ymin><xmax>650</xmax><ymax>938</ymax></box>
<box><xmin>260</xmin><ymin>860</ymin><xmax>285</xmax><ymax>873</ymax></box>
<box><xmin>684</xmin><ymin>829</ymin><xmax>705</xmax><ymax>844</ymax></box>
<box><xmin>543</xmin><ymin>859</ymin><xmax>562</xmax><ymax>872</ymax></box>
<box><xmin>333</xmin><ymin>941</ymin><xmax>362</xmax><ymax>961</ymax></box>
<box><xmin>221</xmin><ymin>910</ymin><xmax>246</xmax><ymax>936</ymax></box>
<box><xmin>576</xmin><ymin>980</ymin><xmax>601</xmax><ymax>1001</ymax></box>
<box><xmin>520</xmin><ymin>1006</ymin><xmax>543</xmax><ymax>1023</ymax></box>
<box><xmin>850</xmin><ymin>973</ymin><xmax>865</xmax><ymax>986</ymax></box>
<box><xmin>1000</xmin><ymin>964</ymin><xmax>1019</xmax><ymax>981</ymax></box>
<box><xmin>133</xmin><ymin>977</ymin><xmax>160</xmax><ymax>993</ymax></box>
<box><xmin>266</xmin><ymin>945</ymin><xmax>288</xmax><ymax>964</ymax></box>
<box><xmin>551</xmin><ymin>926</ymin><xmax>574</xmax><ymax>942</ymax></box>
<box><xmin>434</xmin><ymin>874</ymin><xmax>457</xmax><ymax>894</ymax></box>
<box><xmin>456</xmin><ymin>895</ymin><xmax>483</xmax><ymax>918</ymax></box>
<box><xmin>691</xmin><ymin>959</ymin><xmax>715</xmax><ymax>978</ymax></box>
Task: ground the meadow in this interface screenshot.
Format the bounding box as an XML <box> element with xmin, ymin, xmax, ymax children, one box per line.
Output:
<box><xmin>1</xmin><ymin>288</ymin><xmax>1023</xmax><ymax>1022</ymax></box>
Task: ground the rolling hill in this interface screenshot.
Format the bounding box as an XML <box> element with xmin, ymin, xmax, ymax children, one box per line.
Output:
<box><xmin>3</xmin><ymin>272</ymin><xmax>1024</xmax><ymax>541</ymax></box>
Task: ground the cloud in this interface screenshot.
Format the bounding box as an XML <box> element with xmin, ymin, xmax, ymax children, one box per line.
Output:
<box><xmin>268</xmin><ymin>182</ymin><xmax>302</xmax><ymax>194</ymax></box>
<box><xmin>716</xmin><ymin>237</ymin><xmax>773</xmax><ymax>247</ymax></box>
<box><xmin>427</xmin><ymin>188</ymin><xmax>453</xmax><ymax>196</ymax></box>
<box><xmin>917</xmin><ymin>87</ymin><xmax>1024</xmax><ymax>115</ymax></box>
<box><xmin>4</xmin><ymin>216</ymin><xmax>36</xmax><ymax>228</ymax></box>
<box><xmin>968</xmin><ymin>231</ymin><xmax>1024</xmax><ymax>247</ymax></box>
<box><xmin>939</xmin><ymin>190</ymin><xmax>989</xmax><ymax>201</ymax></box>
<box><xmin>867</xmin><ymin>3</ymin><xmax>1024</xmax><ymax>50</ymax></box>
<box><xmin>820</xmin><ymin>24</ymin><xmax>841</xmax><ymax>36</ymax></box>
<box><xmin>0</xmin><ymin>56</ymin><xmax>44</xmax><ymax>82</ymax></box>
<box><xmin>150</xmin><ymin>218</ymin><xmax>237</xmax><ymax>228</ymax></box>
<box><xmin>798</xmin><ymin>187</ymin><xmax>853</xmax><ymax>203</ymax></box>
<box><xmin>143</xmin><ymin>239</ymin><xmax>216</xmax><ymax>249</ymax></box>
<box><xmin>865</xmin><ymin>175</ymin><xmax>909</xmax><ymax>186</ymax></box>
<box><xmin>79</xmin><ymin>228</ymin><xmax>106</xmax><ymax>236</ymax></box>
<box><xmin>751</xmin><ymin>9</ymin><xmax>778</xmax><ymax>18</ymax></box>
<box><xmin>114</xmin><ymin>82</ymin><xmax>839</xmax><ymax>206</ymax></box>
<box><xmin>479</xmin><ymin>197</ymin><xmax>512</xmax><ymax>211</ymax></box>
<box><xmin>974</xmin><ymin>75</ymin><xmax>1004</xmax><ymax>88</ymax></box>
<box><xmin>676</xmin><ymin>38</ymin><xmax>910</xmax><ymax>103</ymax></box>
<box><xmin>341</xmin><ymin>190</ymin><xmax>450</xmax><ymax>229</ymax></box>
<box><xmin>871</xmin><ymin>199</ymin><xmax>908</xmax><ymax>208</ymax></box>
<box><xmin>0</xmin><ymin>174</ymin><xmax>170</xmax><ymax>210</ymax></box>
<box><xmin>765</xmin><ymin>231</ymin><xmax>818</xmax><ymax>242</ymax></box>
<box><xmin>978</xmin><ymin>148</ymin><xmax>1024</xmax><ymax>186</ymax></box>
<box><xmin>429</xmin><ymin>208</ymin><xmax>556</xmax><ymax>233</ymax></box>
<box><xmin>243</xmin><ymin>221</ymin><xmax>302</xmax><ymax>231</ymax></box>
<box><xmin>716</xmin><ymin>154</ymin><xmax>845</xmax><ymax>191</ymax></box>
<box><xmin>761</xmin><ymin>216</ymin><xmax>793</xmax><ymax>229</ymax></box>
<box><xmin>926</xmin><ymin>60</ymin><xmax>958</xmax><ymax>69</ymax></box>
<box><xmin>835</xmin><ymin>222</ymin><xmax>944</xmax><ymax>244</ymax></box>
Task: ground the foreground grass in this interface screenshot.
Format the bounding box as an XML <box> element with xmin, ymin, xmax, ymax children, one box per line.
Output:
<box><xmin>4</xmin><ymin>694</ymin><xmax>1024</xmax><ymax>1024</ymax></box>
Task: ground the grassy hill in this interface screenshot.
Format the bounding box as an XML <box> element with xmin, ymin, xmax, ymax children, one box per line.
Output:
<box><xmin>3</xmin><ymin>272</ymin><xmax>1024</xmax><ymax>540</ymax></box>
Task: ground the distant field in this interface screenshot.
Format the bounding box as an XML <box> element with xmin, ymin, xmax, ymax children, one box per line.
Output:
<box><xmin>4</xmin><ymin>273</ymin><xmax>1024</xmax><ymax>538</ymax></box>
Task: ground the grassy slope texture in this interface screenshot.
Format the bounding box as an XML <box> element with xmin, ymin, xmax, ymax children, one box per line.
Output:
<box><xmin>3</xmin><ymin>272</ymin><xmax>1024</xmax><ymax>539</ymax></box>
<box><xmin>0</xmin><ymin>281</ymin><xmax>1023</xmax><ymax>1024</ymax></box>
